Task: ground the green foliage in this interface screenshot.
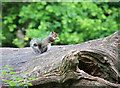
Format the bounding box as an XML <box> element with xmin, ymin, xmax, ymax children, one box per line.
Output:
<box><xmin>2</xmin><ymin>2</ymin><xmax>119</xmax><ymax>47</ymax></box>
<box><xmin>1</xmin><ymin>65</ymin><xmax>35</xmax><ymax>87</ymax></box>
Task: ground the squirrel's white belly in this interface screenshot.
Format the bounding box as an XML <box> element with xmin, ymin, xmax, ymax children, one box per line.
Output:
<box><xmin>47</xmin><ymin>43</ymin><xmax>51</xmax><ymax>51</ymax></box>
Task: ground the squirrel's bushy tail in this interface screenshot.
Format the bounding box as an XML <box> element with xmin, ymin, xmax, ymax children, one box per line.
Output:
<box><xmin>30</xmin><ymin>38</ymin><xmax>41</xmax><ymax>54</ymax></box>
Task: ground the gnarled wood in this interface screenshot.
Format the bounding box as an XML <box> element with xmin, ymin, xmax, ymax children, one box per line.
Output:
<box><xmin>1</xmin><ymin>30</ymin><xmax>120</xmax><ymax>87</ymax></box>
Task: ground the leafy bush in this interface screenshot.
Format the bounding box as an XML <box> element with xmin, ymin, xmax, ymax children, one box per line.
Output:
<box><xmin>2</xmin><ymin>2</ymin><xmax>119</xmax><ymax>47</ymax></box>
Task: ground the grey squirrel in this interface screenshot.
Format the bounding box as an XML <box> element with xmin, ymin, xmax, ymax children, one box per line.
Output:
<box><xmin>30</xmin><ymin>31</ymin><xmax>59</xmax><ymax>54</ymax></box>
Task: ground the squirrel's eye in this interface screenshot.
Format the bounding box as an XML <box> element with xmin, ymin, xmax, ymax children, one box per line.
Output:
<box><xmin>34</xmin><ymin>43</ymin><xmax>37</xmax><ymax>47</ymax></box>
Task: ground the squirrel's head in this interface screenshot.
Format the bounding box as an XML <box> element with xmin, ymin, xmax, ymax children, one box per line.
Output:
<box><xmin>49</xmin><ymin>31</ymin><xmax>59</xmax><ymax>40</ymax></box>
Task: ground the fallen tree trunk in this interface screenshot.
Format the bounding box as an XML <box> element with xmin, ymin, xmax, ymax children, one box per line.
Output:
<box><xmin>1</xmin><ymin>30</ymin><xmax>120</xmax><ymax>87</ymax></box>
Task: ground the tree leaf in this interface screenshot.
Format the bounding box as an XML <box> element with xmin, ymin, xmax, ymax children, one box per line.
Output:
<box><xmin>17</xmin><ymin>83</ymin><xmax>23</xmax><ymax>85</ymax></box>
<box><xmin>11</xmin><ymin>82</ymin><xmax>17</xmax><ymax>86</ymax></box>
<box><xmin>9</xmin><ymin>68</ymin><xmax>14</xmax><ymax>70</ymax></box>
<box><xmin>27</xmin><ymin>83</ymin><xmax>33</xmax><ymax>86</ymax></box>
<box><xmin>16</xmin><ymin>78</ymin><xmax>23</xmax><ymax>81</ymax></box>
<box><xmin>1</xmin><ymin>72</ymin><xmax>7</xmax><ymax>75</ymax></box>
<box><xmin>28</xmin><ymin>78</ymin><xmax>35</xmax><ymax>80</ymax></box>
<box><xmin>3</xmin><ymin>80</ymin><xmax>9</xmax><ymax>82</ymax></box>
<box><xmin>3</xmin><ymin>67</ymin><xmax>7</xmax><ymax>68</ymax></box>
<box><xmin>10</xmin><ymin>72</ymin><xmax>16</xmax><ymax>74</ymax></box>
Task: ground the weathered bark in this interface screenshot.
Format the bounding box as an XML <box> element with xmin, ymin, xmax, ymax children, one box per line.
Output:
<box><xmin>1</xmin><ymin>30</ymin><xmax>120</xmax><ymax>87</ymax></box>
